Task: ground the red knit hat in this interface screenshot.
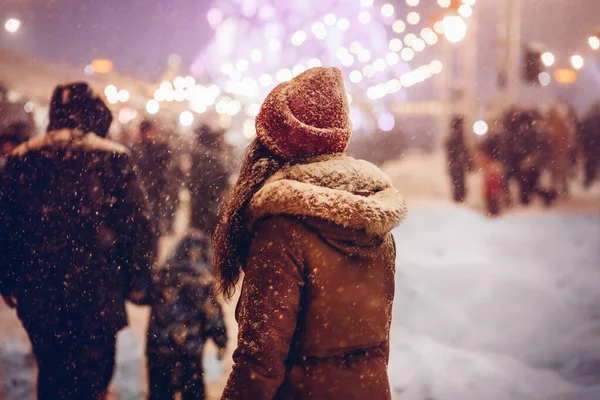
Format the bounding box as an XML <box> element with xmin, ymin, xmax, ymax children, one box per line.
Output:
<box><xmin>255</xmin><ymin>67</ymin><xmax>352</xmax><ymax>160</ymax></box>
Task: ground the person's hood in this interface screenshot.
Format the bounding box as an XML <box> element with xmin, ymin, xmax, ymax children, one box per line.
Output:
<box><xmin>247</xmin><ymin>154</ymin><xmax>407</xmax><ymax>249</ymax></box>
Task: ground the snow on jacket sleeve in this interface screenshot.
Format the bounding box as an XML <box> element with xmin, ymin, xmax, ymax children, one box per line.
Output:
<box><xmin>222</xmin><ymin>216</ymin><xmax>305</xmax><ymax>400</ymax></box>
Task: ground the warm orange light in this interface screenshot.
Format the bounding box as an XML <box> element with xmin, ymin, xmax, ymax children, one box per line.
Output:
<box><xmin>90</xmin><ymin>59</ymin><xmax>113</xmax><ymax>74</ymax></box>
<box><xmin>449</xmin><ymin>0</ymin><xmax>462</xmax><ymax>10</ymax></box>
<box><xmin>553</xmin><ymin>69</ymin><xmax>577</xmax><ymax>85</ymax></box>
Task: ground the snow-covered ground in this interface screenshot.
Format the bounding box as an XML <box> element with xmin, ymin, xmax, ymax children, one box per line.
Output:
<box><xmin>0</xmin><ymin>151</ymin><xmax>598</xmax><ymax>399</ymax></box>
<box><xmin>390</xmin><ymin>204</ymin><xmax>600</xmax><ymax>400</ymax></box>
<box><xmin>384</xmin><ymin>151</ymin><xmax>600</xmax><ymax>399</ymax></box>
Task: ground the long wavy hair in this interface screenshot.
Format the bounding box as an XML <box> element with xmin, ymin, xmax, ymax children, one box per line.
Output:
<box><xmin>212</xmin><ymin>139</ymin><xmax>285</xmax><ymax>299</ymax></box>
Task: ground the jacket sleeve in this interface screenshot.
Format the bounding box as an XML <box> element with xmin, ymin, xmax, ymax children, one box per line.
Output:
<box><xmin>110</xmin><ymin>153</ymin><xmax>158</xmax><ymax>305</ymax></box>
<box><xmin>222</xmin><ymin>217</ymin><xmax>305</xmax><ymax>400</ymax></box>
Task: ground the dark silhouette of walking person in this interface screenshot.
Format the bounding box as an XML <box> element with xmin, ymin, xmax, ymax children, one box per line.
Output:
<box><xmin>147</xmin><ymin>232</ymin><xmax>228</xmax><ymax>400</ymax></box>
<box><xmin>445</xmin><ymin>115</ymin><xmax>472</xmax><ymax>202</ymax></box>
<box><xmin>0</xmin><ymin>82</ymin><xmax>157</xmax><ymax>400</ymax></box>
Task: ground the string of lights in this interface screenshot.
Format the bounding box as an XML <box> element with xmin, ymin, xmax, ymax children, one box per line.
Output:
<box><xmin>138</xmin><ymin>0</ymin><xmax>477</xmax><ymax>134</ymax></box>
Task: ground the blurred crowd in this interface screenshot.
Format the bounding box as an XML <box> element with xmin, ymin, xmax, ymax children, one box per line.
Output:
<box><xmin>1</xmin><ymin>76</ymin><xmax>600</xmax><ymax>397</ymax></box>
<box><xmin>119</xmin><ymin>118</ymin><xmax>234</xmax><ymax>238</ymax></box>
<box><xmin>0</xmin><ymin>82</ymin><xmax>232</xmax><ymax>399</ymax></box>
<box><xmin>445</xmin><ymin>102</ymin><xmax>600</xmax><ymax>216</ymax></box>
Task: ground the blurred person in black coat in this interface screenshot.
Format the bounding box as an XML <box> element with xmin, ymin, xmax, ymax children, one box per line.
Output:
<box><xmin>131</xmin><ymin>119</ymin><xmax>178</xmax><ymax>235</ymax></box>
<box><xmin>0</xmin><ymin>82</ymin><xmax>157</xmax><ymax>400</ymax></box>
<box><xmin>445</xmin><ymin>116</ymin><xmax>472</xmax><ymax>202</ymax></box>
<box><xmin>147</xmin><ymin>231</ymin><xmax>228</xmax><ymax>400</ymax></box>
<box><xmin>188</xmin><ymin>124</ymin><xmax>231</xmax><ymax>234</ymax></box>
<box><xmin>579</xmin><ymin>103</ymin><xmax>600</xmax><ymax>187</ymax></box>
<box><xmin>503</xmin><ymin>108</ymin><xmax>556</xmax><ymax>205</ymax></box>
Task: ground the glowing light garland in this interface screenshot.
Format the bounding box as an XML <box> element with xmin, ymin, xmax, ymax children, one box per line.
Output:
<box><xmin>151</xmin><ymin>0</ymin><xmax>478</xmax><ymax>134</ymax></box>
<box><xmin>189</xmin><ymin>0</ymin><xmax>472</xmax><ymax>130</ymax></box>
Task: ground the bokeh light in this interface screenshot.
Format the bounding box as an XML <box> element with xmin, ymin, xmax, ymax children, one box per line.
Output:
<box><xmin>358</xmin><ymin>49</ymin><xmax>372</xmax><ymax>62</ymax></box>
<box><xmin>336</xmin><ymin>18</ymin><xmax>350</xmax><ymax>31</ymax></box>
<box><xmin>373</xmin><ymin>58</ymin><xmax>386</xmax><ymax>71</ymax></box>
<box><xmin>291</xmin><ymin>30</ymin><xmax>307</xmax><ymax>46</ymax></box>
<box><xmin>538</xmin><ymin>72</ymin><xmax>551</xmax><ymax>86</ymax></box>
<box><xmin>473</xmin><ymin>120</ymin><xmax>489</xmax><ymax>136</ymax></box>
<box><xmin>324</xmin><ymin>13</ymin><xmax>338</xmax><ymax>26</ymax></box>
<box><xmin>378</xmin><ymin>112</ymin><xmax>395</xmax><ymax>131</ymax></box>
<box><xmin>400</xmin><ymin>48</ymin><xmax>415</xmax><ymax>61</ymax></box>
<box><xmin>349</xmin><ymin>70</ymin><xmax>363</xmax><ymax>83</ymax></box>
<box><xmin>404</xmin><ymin>33</ymin><xmax>417</xmax><ymax>46</ymax></box>
<box><xmin>570</xmin><ymin>54</ymin><xmax>584</xmax><ymax>70</ymax></box>
<box><xmin>458</xmin><ymin>5</ymin><xmax>473</xmax><ymax>18</ymax></box>
<box><xmin>386</xmin><ymin>52</ymin><xmax>400</xmax><ymax>65</ymax></box>
<box><xmin>359</xmin><ymin>11</ymin><xmax>372</xmax><ymax>24</ymax></box>
<box><xmin>389</xmin><ymin>38</ymin><xmax>403</xmax><ymax>52</ymax></box>
<box><xmin>407</xmin><ymin>12</ymin><xmax>420</xmax><ymax>25</ymax></box>
<box><xmin>412</xmin><ymin>38</ymin><xmax>426</xmax><ymax>52</ymax></box>
<box><xmin>428</xmin><ymin>60</ymin><xmax>444</xmax><ymax>74</ymax></box>
<box><xmin>146</xmin><ymin>99</ymin><xmax>160</xmax><ymax>115</ymax></box>
<box><xmin>117</xmin><ymin>89</ymin><xmax>130</xmax><ymax>103</ymax></box>
<box><xmin>393</xmin><ymin>20</ymin><xmax>406</xmax><ymax>33</ymax></box>
<box><xmin>541</xmin><ymin>52</ymin><xmax>555</xmax><ymax>67</ymax></box>
<box><xmin>381</xmin><ymin>4</ymin><xmax>395</xmax><ymax>18</ymax></box>
<box><xmin>311</xmin><ymin>22</ymin><xmax>328</xmax><ymax>39</ymax></box>
<box><xmin>443</xmin><ymin>16</ymin><xmax>467</xmax><ymax>43</ymax></box>
<box><xmin>179</xmin><ymin>111</ymin><xmax>194</xmax><ymax>127</ymax></box>
<box><xmin>362</xmin><ymin>65</ymin><xmax>376</xmax><ymax>78</ymax></box>
<box><xmin>4</xmin><ymin>18</ymin><xmax>21</xmax><ymax>33</ymax></box>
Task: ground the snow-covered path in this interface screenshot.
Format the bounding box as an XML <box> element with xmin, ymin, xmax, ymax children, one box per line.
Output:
<box><xmin>1</xmin><ymin>152</ymin><xmax>599</xmax><ymax>399</ymax></box>
<box><xmin>2</xmin><ymin>205</ymin><xmax>598</xmax><ymax>399</ymax></box>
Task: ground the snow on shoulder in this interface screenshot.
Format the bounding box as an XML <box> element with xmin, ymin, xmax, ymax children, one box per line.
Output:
<box><xmin>78</xmin><ymin>131</ymin><xmax>129</xmax><ymax>155</ymax></box>
<box><xmin>12</xmin><ymin>129</ymin><xmax>129</xmax><ymax>157</ymax></box>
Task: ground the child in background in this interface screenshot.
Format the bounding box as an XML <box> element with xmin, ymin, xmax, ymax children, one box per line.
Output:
<box><xmin>147</xmin><ymin>231</ymin><xmax>228</xmax><ymax>400</ymax></box>
<box><xmin>479</xmin><ymin>151</ymin><xmax>505</xmax><ymax>216</ymax></box>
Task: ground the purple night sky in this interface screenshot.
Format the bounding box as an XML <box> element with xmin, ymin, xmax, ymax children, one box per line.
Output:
<box><xmin>1</xmin><ymin>0</ymin><xmax>599</xmax><ymax>110</ymax></box>
<box><xmin>0</xmin><ymin>0</ymin><xmax>212</xmax><ymax>80</ymax></box>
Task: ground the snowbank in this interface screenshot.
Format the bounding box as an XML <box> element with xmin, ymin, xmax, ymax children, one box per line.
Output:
<box><xmin>390</xmin><ymin>206</ymin><xmax>600</xmax><ymax>399</ymax></box>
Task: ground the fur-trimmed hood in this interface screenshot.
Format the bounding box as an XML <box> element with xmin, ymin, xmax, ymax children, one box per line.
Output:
<box><xmin>247</xmin><ymin>154</ymin><xmax>407</xmax><ymax>236</ymax></box>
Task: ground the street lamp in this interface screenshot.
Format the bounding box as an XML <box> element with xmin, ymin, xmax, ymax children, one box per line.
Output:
<box><xmin>4</xmin><ymin>18</ymin><xmax>21</xmax><ymax>34</ymax></box>
<box><xmin>570</xmin><ymin>54</ymin><xmax>584</xmax><ymax>70</ymax></box>
<box><xmin>442</xmin><ymin>16</ymin><xmax>467</xmax><ymax>43</ymax></box>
